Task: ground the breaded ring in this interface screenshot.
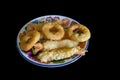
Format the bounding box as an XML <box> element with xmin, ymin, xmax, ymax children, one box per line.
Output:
<box><xmin>20</xmin><ymin>30</ymin><xmax>40</xmax><ymax>51</ymax></box>
<box><xmin>68</xmin><ymin>24</ymin><xmax>91</xmax><ymax>42</ymax></box>
<box><xmin>42</xmin><ymin>22</ymin><xmax>65</xmax><ymax>40</ymax></box>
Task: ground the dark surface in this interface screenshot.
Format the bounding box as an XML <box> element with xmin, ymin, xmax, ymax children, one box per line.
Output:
<box><xmin>3</xmin><ymin>1</ymin><xmax>101</xmax><ymax>79</ymax></box>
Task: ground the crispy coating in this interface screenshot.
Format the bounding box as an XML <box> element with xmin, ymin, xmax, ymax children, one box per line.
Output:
<box><xmin>42</xmin><ymin>22</ymin><xmax>65</xmax><ymax>40</ymax></box>
<box><xmin>68</xmin><ymin>24</ymin><xmax>91</xmax><ymax>42</ymax></box>
<box><xmin>43</xmin><ymin>39</ymin><xmax>79</xmax><ymax>50</ymax></box>
<box><xmin>20</xmin><ymin>30</ymin><xmax>40</xmax><ymax>51</ymax></box>
<box><xmin>37</xmin><ymin>46</ymin><xmax>86</xmax><ymax>63</ymax></box>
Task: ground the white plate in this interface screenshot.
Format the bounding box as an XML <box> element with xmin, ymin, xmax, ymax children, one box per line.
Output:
<box><xmin>16</xmin><ymin>15</ymin><xmax>89</xmax><ymax>68</ymax></box>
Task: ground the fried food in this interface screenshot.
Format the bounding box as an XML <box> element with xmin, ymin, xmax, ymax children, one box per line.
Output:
<box><xmin>27</xmin><ymin>23</ymin><xmax>38</xmax><ymax>31</ymax></box>
<box><xmin>27</xmin><ymin>23</ymin><xmax>44</xmax><ymax>32</ymax></box>
<box><xmin>43</xmin><ymin>39</ymin><xmax>79</xmax><ymax>50</ymax></box>
<box><xmin>42</xmin><ymin>22</ymin><xmax>65</xmax><ymax>40</ymax></box>
<box><xmin>37</xmin><ymin>46</ymin><xmax>86</xmax><ymax>63</ymax></box>
<box><xmin>68</xmin><ymin>24</ymin><xmax>91</xmax><ymax>42</ymax></box>
<box><xmin>19</xmin><ymin>16</ymin><xmax>91</xmax><ymax>64</ymax></box>
<box><xmin>19</xmin><ymin>31</ymin><xmax>26</xmax><ymax>41</ymax></box>
<box><xmin>20</xmin><ymin>30</ymin><xmax>40</xmax><ymax>51</ymax></box>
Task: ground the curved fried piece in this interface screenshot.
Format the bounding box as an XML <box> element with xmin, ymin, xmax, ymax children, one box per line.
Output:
<box><xmin>37</xmin><ymin>46</ymin><xmax>87</xmax><ymax>63</ymax></box>
<box><xmin>43</xmin><ymin>39</ymin><xmax>79</xmax><ymax>50</ymax></box>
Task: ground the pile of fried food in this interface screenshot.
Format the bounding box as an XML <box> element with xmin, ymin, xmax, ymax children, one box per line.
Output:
<box><xmin>19</xmin><ymin>18</ymin><xmax>91</xmax><ymax>63</ymax></box>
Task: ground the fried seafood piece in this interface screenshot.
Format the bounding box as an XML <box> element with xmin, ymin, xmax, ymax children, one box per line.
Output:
<box><xmin>19</xmin><ymin>31</ymin><xmax>27</xmax><ymax>41</ymax></box>
<box><xmin>27</xmin><ymin>23</ymin><xmax>45</xmax><ymax>39</ymax></box>
<box><xmin>27</xmin><ymin>23</ymin><xmax>38</xmax><ymax>31</ymax></box>
<box><xmin>42</xmin><ymin>22</ymin><xmax>65</xmax><ymax>40</ymax></box>
<box><xmin>43</xmin><ymin>39</ymin><xmax>79</xmax><ymax>50</ymax></box>
<box><xmin>37</xmin><ymin>46</ymin><xmax>87</xmax><ymax>63</ymax></box>
<box><xmin>27</xmin><ymin>23</ymin><xmax>44</xmax><ymax>31</ymax></box>
<box><xmin>68</xmin><ymin>24</ymin><xmax>91</xmax><ymax>42</ymax></box>
<box><xmin>20</xmin><ymin>30</ymin><xmax>40</xmax><ymax>51</ymax></box>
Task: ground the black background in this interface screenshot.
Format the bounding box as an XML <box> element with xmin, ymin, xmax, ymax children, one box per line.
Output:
<box><xmin>2</xmin><ymin>1</ymin><xmax>105</xmax><ymax>79</ymax></box>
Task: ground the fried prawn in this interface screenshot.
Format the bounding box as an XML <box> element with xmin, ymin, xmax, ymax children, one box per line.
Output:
<box><xmin>43</xmin><ymin>39</ymin><xmax>79</xmax><ymax>50</ymax></box>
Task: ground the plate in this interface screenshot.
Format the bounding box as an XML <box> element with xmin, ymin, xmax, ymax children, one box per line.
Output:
<box><xmin>16</xmin><ymin>15</ymin><xmax>90</xmax><ymax>68</ymax></box>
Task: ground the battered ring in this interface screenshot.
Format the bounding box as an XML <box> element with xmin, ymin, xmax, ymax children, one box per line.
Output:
<box><xmin>68</xmin><ymin>24</ymin><xmax>91</xmax><ymax>42</ymax></box>
<box><xmin>20</xmin><ymin>30</ymin><xmax>40</xmax><ymax>51</ymax></box>
<box><xmin>42</xmin><ymin>22</ymin><xmax>65</xmax><ymax>40</ymax></box>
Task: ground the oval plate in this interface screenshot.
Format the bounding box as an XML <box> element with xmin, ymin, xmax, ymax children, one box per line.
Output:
<box><xmin>16</xmin><ymin>15</ymin><xmax>90</xmax><ymax>68</ymax></box>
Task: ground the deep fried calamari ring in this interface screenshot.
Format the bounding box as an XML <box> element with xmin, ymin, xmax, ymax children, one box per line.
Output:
<box><xmin>68</xmin><ymin>24</ymin><xmax>91</xmax><ymax>42</ymax></box>
<box><xmin>42</xmin><ymin>22</ymin><xmax>65</xmax><ymax>40</ymax></box>
<box><xmin>20</xmin><ymin>30</ymin><xmax>40</xmax><ymax>51</ymax></box>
